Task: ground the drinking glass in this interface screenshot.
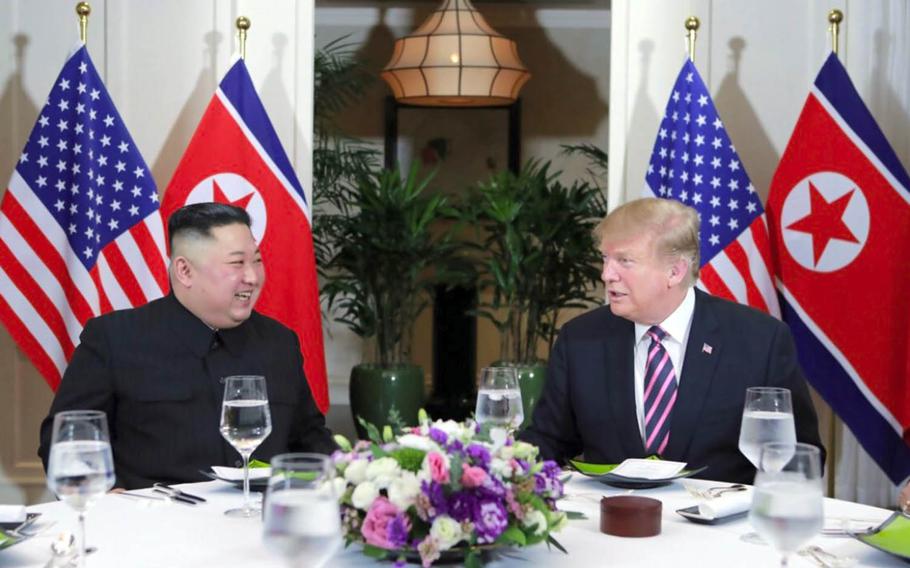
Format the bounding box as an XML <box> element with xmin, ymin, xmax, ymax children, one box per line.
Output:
<box><xmin>46</xmin><ymin>410</ymin><xmax>115</xmax><ymax>567</ymax></box>
<box><xmin>749</xmin><ymin>442</ymin><xmax>824</xmax><ymax>567</ymax></box>
<box><xmin>263</xmin><ymin>453</ymin><xmax>342</xmax><ymax>568</ymax></box>
<box><xmin>220</xmin><ymin>375</ymin><xmax>272</xmax><ymax>517</ymax></box>
<box><xmin>738</xmin><ymin>387</ymin><xmax>796</xmax><ymax>470</ymax></box>
<box><xmin>475</xmin><ymin>366</ymin><xmax>524</xmax><ymax>430</ymax></box>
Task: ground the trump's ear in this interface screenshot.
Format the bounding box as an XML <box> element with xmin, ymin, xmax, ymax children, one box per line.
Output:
<box><xmin>667</xmin><ymin>256</ymin><xmax>689</xmax><ymax>288</ymax></box>
<box><xmin>171</xmin><ymin>256</ymin><xmax>194</xmax><ymax>288</ymax></box>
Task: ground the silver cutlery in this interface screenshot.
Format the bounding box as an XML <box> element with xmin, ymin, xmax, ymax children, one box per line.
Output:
<box><xmin>152</xmin><ymin>488</ymin><xmax>198</xmax><ymax>505</ymax></box>
<box><xmin>153</xmin><ymin>482</ymin><xmax>207</xmax><ymax>503</ymax></box>
<box><xmin>798</xmin><ymin>544</ymin><xmax>856</xmax><ymax>568</ymax></box>
<box><xmin>685</xmin><ymin>483</ymin><xmax>748</xmax><ymax>500</ymax></box>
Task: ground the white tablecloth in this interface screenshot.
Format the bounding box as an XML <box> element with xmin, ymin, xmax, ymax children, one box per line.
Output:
<box><xmin>0</xmin><ymin>475</ymin><xmax>903</xmax><ymax>567</ymax></box>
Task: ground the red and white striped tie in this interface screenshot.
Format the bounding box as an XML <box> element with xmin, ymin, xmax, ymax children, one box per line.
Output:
<box><xmin>643</xmin><ymin>326</ymin><xmax>677</xmax><ymax>455</ymax></box>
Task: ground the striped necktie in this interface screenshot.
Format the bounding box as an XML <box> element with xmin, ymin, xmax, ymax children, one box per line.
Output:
<box><xmin>643</xmin><ymin>326</ymin><xmax>677</xmax><ymax>455</ymax></box>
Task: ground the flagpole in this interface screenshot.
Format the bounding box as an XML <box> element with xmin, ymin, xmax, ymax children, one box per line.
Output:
<box><xmin>828</xmin><ymin>9</ymin><xmax>843</xmax><ymax>56</ymax></box>
<box><xmin>237</xmin><ymin>16</ymin><xmax>251</xmax><ymax>60</ymax></box>
<box><xmin>685</xmin><ymin>16</ymin><xmax>699</xmax><ymax>61</ymax></box>
<box><xmin>76</xmin><ymin>2</ymin><xmax>90</xmax><ymax>44</ymax></box>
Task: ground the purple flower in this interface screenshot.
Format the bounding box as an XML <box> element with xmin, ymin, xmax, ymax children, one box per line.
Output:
<box><xmin>466</xmin><ymin>443</ymin><xmax>491</xmax><ymax>467</ymax></box>
<box><xmin>421</xmin><ymin>481</ymin><xmax>449</xmax><ymax>518</ymax></box>
<box><xmin>477</xmin><ymin>475</ymin><xmax>506</xmax><ymax>499</ymax></box>
<box><xmin>448</xmin><ymin>491</ymin><xmax>477</xmax><ymax>523</ymax></box>
<box><xmin>448</xmin><ymin>439</ymin><xmax>464</xmax><ymax>453</ymax></box>
<box><xmin>474</xmin><ymin>498</ymin><xmax>509</xmax><ymax>543</ymax></box>
<box><xmin>387</xmin><ymin>513</ymin><xmax>412</xmax><ymax>548</ymax></box>
<box><xmin>429</xmin><ymin>427</ymin><xmax>448</xmax><ymax>445</ymax></box>
<box><xmin>534</xmin><ymin>460</ymin><xmax>564</xmax><ymax>498</ymax></box>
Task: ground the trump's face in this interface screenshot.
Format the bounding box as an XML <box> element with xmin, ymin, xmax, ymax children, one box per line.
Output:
<box><xmin>600</xmin><ymin>231</ymin><xmax>684</xmax><ymax>325</ymax></box>
<box><xmin>180</xmin><ymin>223</ymin><xmax>264</xmax><ymax>329</ymax></box>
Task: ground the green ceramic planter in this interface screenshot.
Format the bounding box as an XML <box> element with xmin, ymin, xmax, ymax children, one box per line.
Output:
<box><xmin>492</xmin><ymin>361</ymin><xmax>547</xmax><ymax>430</ymax></box>
<box><xmin>349</xmin><ymin>364</ymin><xmax>425</xmax><ymax>439</ymax></box>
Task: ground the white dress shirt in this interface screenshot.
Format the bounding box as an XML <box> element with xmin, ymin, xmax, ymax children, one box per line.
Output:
<box><xmin>633</xmin><ymin>287</ymin><xmax>696</xmax><ymax>442</ymax></box>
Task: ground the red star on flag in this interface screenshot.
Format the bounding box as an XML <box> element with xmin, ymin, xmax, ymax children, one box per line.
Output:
<box><xmin>212</xmin><ymin>179</ymin><xmax>254</xmax><ymax>210</ymax></box>
<box><xmin>786</xmin><ymin>181</ymin><xmax>859</xmax><ymax>265</ymax></box>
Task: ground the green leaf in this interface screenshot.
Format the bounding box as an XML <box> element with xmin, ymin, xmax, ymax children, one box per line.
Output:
<box><xmin>568</xmin><ymin>459</ymin><xmax>618</xmax><ymax>476</ymax></box>
<box><xmin>464</xmin><ymin>551</ymin><xmax>483</xmax><ymax>568</ymax></box>
<box><xmin>357</xmin><ymin>416</ymin><xmax>384</xmax><ymax>445</ymax></box>
<box><xmin>333</xmin><ymin>434</ymin><xmax>353</xmax><ymax>452</ymax></box>
<box><xmin>563</xmin><ymin>510</ymin><xmax>588</xmax><ymax>520</ymax></box>
<box><xmin>249</xmin><ymin>459</ymin><xmax>270</xmax><ymax>469</ymax></box>
<box><xmin>495</xmin><ymin>525</ymin><xmax>527</xmax><ymax>547</ymax></box>
<box><xmin>370</xmin><ymin>443</ymin><xmax>389</xmax><ymax>459</ymax></box>
<box><xmin>361</xmin><ymin>544</ymin><xmax>389</xmax><ymax>559</ymax></box>
<box><xmin>547</xmin><ymin>535</ymin><xmax>569</xmax><ymax>554</ymax></box>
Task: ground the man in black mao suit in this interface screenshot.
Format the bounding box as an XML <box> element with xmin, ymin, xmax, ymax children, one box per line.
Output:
<box><xmin>521</xmin><ymin>198</ymin><xmax>823</xmax><ymax>484</ymax></box>
<box><xmin>38</xmin><ymin>203</ymin><xmax>336</xmax><ymax>489</ymax></box>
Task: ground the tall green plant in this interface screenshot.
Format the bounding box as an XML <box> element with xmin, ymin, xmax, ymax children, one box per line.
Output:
<box><xmin>321</xmin><ymin>165</ymin><xmax>462</xmax><ymax>366</ymax></box>
<box><xmin>463</xmin><ymin>160</ymin><xmax>607</xmax><ymax>363</ymax></box>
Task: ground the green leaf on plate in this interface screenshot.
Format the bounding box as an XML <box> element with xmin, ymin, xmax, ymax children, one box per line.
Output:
<box><xmin>250</xmin><ymin>459</ymin><xmax>270</xmax><ymax>469</ymax></box>
<box><xmin>568</xmin><ymin>459</ymin><xmax>618</xmax><ymax>475</ymax></box>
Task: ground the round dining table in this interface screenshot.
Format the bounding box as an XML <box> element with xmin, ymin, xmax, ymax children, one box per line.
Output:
<box><xmin>0</xmin><ymin>474</ymin><xmax>904</xmax><ymax>567</ymax></box>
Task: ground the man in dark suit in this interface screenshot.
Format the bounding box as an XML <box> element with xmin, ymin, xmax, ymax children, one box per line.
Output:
<box><xmin>521</xmin><ymin>198</ymin><xmax>823</xmax><ymax>484</ymax></box>
<box><xmin>38</xmin><ymin>203</ymin><xmax>336</xmax><ymax>489</ymax></box>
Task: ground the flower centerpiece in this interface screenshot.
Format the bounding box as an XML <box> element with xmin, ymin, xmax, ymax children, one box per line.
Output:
<box><xmin>331</xmin><ymin>412</ymin><xmax>572</xmax><ymax>567</ymax></box>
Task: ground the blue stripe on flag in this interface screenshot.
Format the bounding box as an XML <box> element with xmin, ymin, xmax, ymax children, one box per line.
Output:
<box><xmin>219</xmin><ymin>60</ymin><xmax>308</xmax><ymax>207</ymax></box>
<box><xmin>781</xmin><ymin>296</ymin><xmax>910</xmax><ymax>484</ymax></box>
<box><xmin>814</xmin><ymin>53</ymin><xmax>910</xmax><ymax>196</ymax></box>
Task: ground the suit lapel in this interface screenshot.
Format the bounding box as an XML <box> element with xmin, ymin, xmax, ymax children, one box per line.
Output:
<box><xmin>605</xmin><ymin>319</ymin><xmax>645</xmax><ymax>457</ymax></box>
<box><xmin>663</xmin><ymin>290</ymin><xmax>722</xmax><ymax>461</ymax></box>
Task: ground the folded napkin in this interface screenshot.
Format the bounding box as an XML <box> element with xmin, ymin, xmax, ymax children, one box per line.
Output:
<box><xmin>697</xmin><ymin>490</ymin><xmax>753</xmax><ymax>519</ymax></box>
<box><xmin>0</xmin><ymin>505</ymin><xmax>26</xmax><ymax>524</ymax></box>
<box><xmin>211</xmin><ymin>466</ymin><xmax>271</xmax><ymax>481</ymax></box>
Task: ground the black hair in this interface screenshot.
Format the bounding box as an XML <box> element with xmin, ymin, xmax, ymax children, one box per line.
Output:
<box><xmin>167</xmin><ymin>202</ymin><xmax>251</xmax><ymax>251</ymax></box>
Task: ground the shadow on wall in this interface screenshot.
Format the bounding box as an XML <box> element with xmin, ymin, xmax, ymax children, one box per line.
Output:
<box><xmin>259</xmin><ymin>33</ymin><xmax>302</xmax><ymax>163</ymax></box>
<box><xmin>621</xmin><ymin>39</ymin><xmax>659</xmax><ymax>203</ymax></box>
<box><xmin>0</xmin><ymin>34</ymin><xmax>40</xmax><ymax>201</ymax></box>
<box><xmin>329</xmin><ymin>6</ymin><xmax>608</xmax><ymax>142</ymax></box>
<box><xmin>151</xmin><ymin>30</ymin><xmax>223</xmax><ymax>193</ymax></box>
<box><xmin>871</xmin><ymin>29</ymin><xmax>910</xmax><ymax>161</ymax></box>
<box><xmin>713</xmin><ymin>37</ymin><xmax>779</xmax><ymax>203</ymax></box>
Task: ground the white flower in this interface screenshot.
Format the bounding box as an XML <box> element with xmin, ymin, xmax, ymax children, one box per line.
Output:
<box><xmin>365</xmin><ymin>457</ymin><xmax>401</xmax><ymax>489</ymax></box>
<box><xmin>512</xmin><ymin>441</ymin><xmax>537</xmax><ymax>461</ymax></box>
<box><xmin>430</xmin><ymin>515</ymin><xmax>464</xmax><ymax>550</ymax></box>
<box><xmin>497</xmin><ymin>445</ymin><xmax>515</xmax><ymax>461</ymax></box>
<box><xmin>397</xmin><ymin>434</ymin><xmax>439</xmax><ymax>452</ymax></box>
<box><xmin>490</xmin><ymin>458</ymin><xmax>514</xmax><ymax>478</ymax></box>
<box><xmin>344</xmin><ymin>459</ymin><xmax>369</xmax><ymax>484</ymax></box>
<box><xmin>330</xmin><ymin>476</ymin><xmax>347</xmax><ymax>498</ymax></box>
<box><xmin>387</xmin><ymin>472</ymin><xmax>421</xmax><ymax>510</ymax></box>
<box><xmin>521</xmin><ymin>510</ymin><xmax>548</xmax><ymax>535</ymax></box>
<box><xmin>351</xmin><ymin>481</ymin><xmax>379</xmax><ymax>510</ymax></box>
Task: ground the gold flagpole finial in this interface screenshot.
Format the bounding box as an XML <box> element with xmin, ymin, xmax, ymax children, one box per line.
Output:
<box><xmin>828</xmin><ymin>9</ymin><xmax>843</xmax><ymax>56</ymax></box>
<box><xmin>236</xmin><ymin>16</ymin><xmax>251</xmax><ymax>60</ymax></box>
<box><xmin>76</xmin><ymin>2</ymin><xmax>91</xmax><ymax>44</ymax></box>
<box><xmin>685</xmin><ymin>16</ymin><xmax>700</xmax><ymax>62</ymax></box>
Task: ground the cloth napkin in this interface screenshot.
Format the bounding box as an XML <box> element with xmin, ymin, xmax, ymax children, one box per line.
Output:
<box><xmin>697</xmin><ymin>490</ymin><xmax>753</xmax><ymax>519</ymax></box>
<box><xmin>0</xmin><ymin>505</ymin><xmax>26</xmax><ymax>524</ymax></box>
<box><xmin>211</xmin><ymin>466</ymin><xmax>271</xmax><ymax>481</ymax></box>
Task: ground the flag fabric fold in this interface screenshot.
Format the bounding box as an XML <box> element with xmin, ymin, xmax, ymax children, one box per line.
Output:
<box><xmin>766</xmin><ymin>53</ymin><xmax>910</xmax><ymax>485</ymax></box>
<box><xmin>645</xmin><ymin>59</ymin><xmax>780</xmax><ymax>317</ymax></box>
<box><xmin>161</xmin><ymin>59</ymin><xmax>329</xmax><ymax>413</ymax></box>
<box><xmin>0</xmin><ymin>45</ymin><xmax>168</xmax><ymax>390</ymax></box>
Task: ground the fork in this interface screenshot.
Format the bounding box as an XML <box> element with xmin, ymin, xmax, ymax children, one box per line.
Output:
<box><xmin>798</xmin><ymin>545</ymin><xmax>857</xmax><ymax>568</ymax></box>
<box><xmin>684</xmin><ymin>483</ymin><xmax>747</xmax><ymax>500</ymax></box>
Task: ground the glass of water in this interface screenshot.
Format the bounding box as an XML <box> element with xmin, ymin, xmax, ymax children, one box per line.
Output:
<box><xmin>46</xmin><ymin>410</ymin><xmax>115</xmax><ymax>567</ymax></box>
<box><xmin>220</xmin><ymin>375</ymin><xmax>272</xmax><ymax>517</ymax></box>
<box><xmin>263</xmin><ymin>453</ymin><xmax>342</xmax><ymax>567</ymax></box>
<box><xmin>738</xmin><ymin>387</ymin><xmax>796</xmax><ymax>470</ymax></box>
<box><xmin>475</xmin><ymin>366</ymin><xmax>524</xmax><ymax>430</ymax></box>
<box><xmin>749</xmin><ymin>442</ymin><xmax>823</xmax><ymax>566</ymax></box>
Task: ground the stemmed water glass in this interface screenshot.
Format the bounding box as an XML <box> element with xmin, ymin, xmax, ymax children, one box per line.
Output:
<box><xmin>46</xmin><ymin>410</ymin><xmax>115</xmax><ymax>567</ymax></box>
<box><xmin>749</xmin><ymin>442</ymin><xmax>824</xmax><ymax>567</ymax></box>
<box><xmin>263</xmin><ymin>453</ymin><xmax>342</xmax><ymax>567</ymax></box>
<box><xmin>738</xmin><ymin>387</ymin><xmax>796</xmax><ymax>470</ymax></box>
<box><xmin>220</xmin><ymin>375</ymin><xmax>272</xmax><ymax>518</ymax></box>
<box><xmin>475</xmin><ymin>366</ymin><xmax>524</xmax><ymax>431</ymax></box>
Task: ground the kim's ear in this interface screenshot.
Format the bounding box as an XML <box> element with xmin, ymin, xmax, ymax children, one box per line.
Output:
<box><xmin>171</xmin><ymin>256</ymin><xmax>194</xmax><ymax>288</ymax></box>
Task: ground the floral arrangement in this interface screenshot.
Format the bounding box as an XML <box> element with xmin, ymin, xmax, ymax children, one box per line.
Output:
<box><xmin>331</xmin><ymin>412</ymin><xmax>571</xmax><ymax>567</ymax></box>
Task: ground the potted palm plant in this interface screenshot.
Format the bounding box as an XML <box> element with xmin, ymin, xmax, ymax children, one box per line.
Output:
<box><xmin>461</xmin><ymin>159</ymin><xmax>607</xmax><ymax>426</ymax></box>
<box><xmin>319</xmin><ymin>164</ymin><xmax>463</xmax><ymax>437</ymax></box>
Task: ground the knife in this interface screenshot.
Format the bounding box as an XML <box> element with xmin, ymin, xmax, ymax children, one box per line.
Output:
<box><xmin>152</xmin><ymin>488</ymin><xmax>198</xmax><ymax>505</ymax></box>
<box><xmin>153</xmin><ymin>483</ymin><xmax>208</xmax><ymax>503</ymax></box>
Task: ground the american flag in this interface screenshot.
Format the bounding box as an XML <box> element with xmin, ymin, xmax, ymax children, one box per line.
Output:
<box><xmin>0</xmin><ymin>45</ymin><xmax>168</xmax><ymax>389</ymax></box>
<box><xmin>645</xmin><ymin>59</ymin><xmax>780</xmax><ymax>317</ymax></box>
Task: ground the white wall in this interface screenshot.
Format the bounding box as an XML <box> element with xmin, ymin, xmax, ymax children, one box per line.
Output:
<box><xmin>609</xmin><ymin>0</ymin><xmax>910</xmax><ymax>506</ymax></box>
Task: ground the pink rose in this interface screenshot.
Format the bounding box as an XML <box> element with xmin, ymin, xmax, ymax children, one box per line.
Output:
<box><xmin>427</xmin><ymin>451</ymin><xmax>450</xmax><ymax>483</ymax></box>
<box><xmin>460</xmin><ymin>465</ymin><xmax>487</xmax><ymax>488</ymax></box>
<box><xmin>361</xmin><ymin>497</ymin><xmax>404</xmax><ymax>549</ymax></box>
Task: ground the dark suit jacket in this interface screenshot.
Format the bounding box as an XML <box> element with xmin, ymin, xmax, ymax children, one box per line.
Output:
<box><xmin>38</xmin><ymin>293</ymin><xmax>336</xmax><ymax>489</ymax></box>
<box><xmin>521</xmin><ymin>289</ymin><xmax>824</xmax><ymax>484</ymax></box>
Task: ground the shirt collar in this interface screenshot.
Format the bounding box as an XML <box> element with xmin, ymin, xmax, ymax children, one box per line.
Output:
<box><xmin>634</xmin><ymin>287</ymin><xmax>696</xmax><ymax>345</ymax></box>
<box><xmin>166</xmin><ymin>293</ymin><xmax>249</xmax><ymax>356</ymax></box>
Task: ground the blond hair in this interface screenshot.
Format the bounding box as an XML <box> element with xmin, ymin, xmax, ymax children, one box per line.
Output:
<box><xmin>594</xmin><ymin>198</ymin><xmax>700</xmax><ymax>285</ymax></box>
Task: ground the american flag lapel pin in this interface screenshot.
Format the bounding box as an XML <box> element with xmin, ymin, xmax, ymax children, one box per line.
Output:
<box><xmin>702</xmin><ymin>343</ymin><xmax>713</xmax><ymax>355</ymax></box>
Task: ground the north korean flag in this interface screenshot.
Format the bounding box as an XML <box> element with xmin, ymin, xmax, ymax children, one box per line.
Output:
<box><xmin>767</xmin><ymin>53</ymin><xmax>910</xmax><ymax>484</ymax></box>
<box><xmin>161</xmin><ymin>59</ymin><xmax>329</xmax><ymax>413</ymax></box>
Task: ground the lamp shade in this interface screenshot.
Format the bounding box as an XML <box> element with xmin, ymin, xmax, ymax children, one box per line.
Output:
<box><xmin>381</xmin><ymin>0</ymin><xmax>530</xmax><ymax>107</ymax></box>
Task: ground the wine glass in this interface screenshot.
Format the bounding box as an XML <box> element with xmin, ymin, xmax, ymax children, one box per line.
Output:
<box><xmin>738</xmin><ymin>387</ymin><xmax>796</xmax><ymax>470</ymax></box>
<box><xmin>749</xmin><ymin>442</ymin><xmax>824</xmax><ymax>567</ymax></box>
<box><xmin>220</xmin><ymin>375</ymin><xmax>272</xmax><ymax>517</ymax></box>
<box><xmin>475</xmin><ymin>366</ymin><xmax>524</xmax><ymax>430</ymax></box>
<box><xmin>46</xmin><ymin>410</ymin><xmax>115</xmax><ymax>567</ymax></box>
<box><xmin>263</xmin><ymin>453</ymin><xmax>342</xmax><ymax>568</ymax></box>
